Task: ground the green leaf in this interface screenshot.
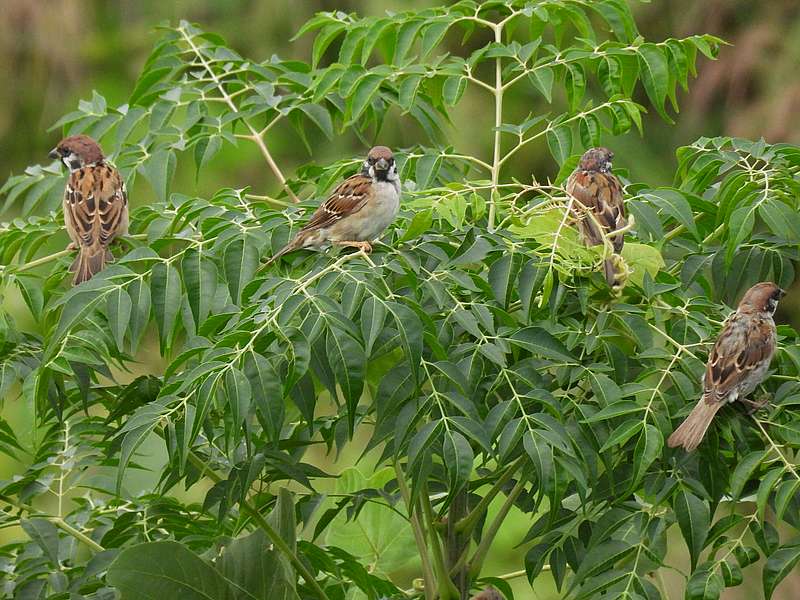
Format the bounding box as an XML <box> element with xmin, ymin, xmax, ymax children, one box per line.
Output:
<box><xmin>489</xmin><ymin>253</ymin><xmax>517</xmax><ymax>308</ymax></box>
<box><xmin>139</xmin><ymin>149</ymin><xmax>176</xmax><ymax>203</ymax></box>
<box><xmin>151</xmin><ymin>262</ymin><xmax>182</xmax><ymax>352</ymax></box>
<box><xmin>182</xmin><ymin>247</ymin><xmax>218</xmax><ymax>329</ymax></box>
<box><xmin>360</xmin><ymin>296</ymin><xmax>386</xmax><ymax>356</ymax></box>
<box><xmin>730</xmin><ymin>450</ymin><xmax>767</xmax><ymax>501</ymax></box>
<box><xmin>638</xmin><ymin>43</ymin><xmax>671</xmax><ymax>122</ymax></box>
<box><xmin>224</xmin><ymin>235</ymin><xmax>260</xmax><ymax>304</ymax></box>
<box><xmin>107</xmin><ymin>541</ymin><xmax>231</xmax><ymax>599</ymax></box>
<box><xmin>400</xmin><ymin>208</ymin><xmax>433</xmax><ymax>242</ymax></box>
<box><xmin>243</xmin><ymin>351</ymin><xmax>284</xmax><ymax>443</ymax></box>
<box><xmin>224</xmin><ymin>368</ymin><xmax>251</xmax><ymax>432</ymax></box>
<box><xmin>510</xmin><ymin>327</ymin><xmax>575</xmax><ymax>363</ymax></box>
<box><xmin>546</xmin><ymin>125</ymin><xmax>572</xmax><ymax>165</ymax></box>
<box><xmin>20</xmin><ymin>519</ymin><xmax>60</xmax><ymax>566</ymax></box>
<box><xmin>326</xmin><ymin>328</ymin><xmax>365</xmax><ymax>434</ymax></box>
<box><xmin>528</xmin><ymin>66</ymin><xmax>554</xmax><ymax>102</ymax></box>
<box><xmin>631</xmin><ymin>424</ymin><xmax>662</xmax><ymax>489</ymax></box>
<box><xmin>599</xmin><ymin>420</ymin><xmax>643</xmax><ymax>452</ymax></box>
<box><xmin>686</xmin><ymin>565</ymin><xmax>723</xmax><ymax>600</ymax></box>
<box><xmin>347</xmin><ymin>73</ymin><xmax>383</xmax><ymax>123</ymax></box>
<box><xmin>128</xmin><ymin>277</ymin><xmax>152</xmax><ymax>354</ymax></box>
<box><xmin>218</xmin><ymin>529</ymin><xmax>298</xmax><ymax>600</ymax></box>
<box><xmin>443</xmin><ymin>430</ymin><xmax>473</xmax><ymax>493</ymax></box>
<box><xmin>763</xmin><ymin>542</ymin><xmax>800</xmax><ymax>600</ymax></box>
<box><xmin>675</xmin><ymin>489</ymin><xmax>710</xmax><ymax>570</ymax></box>
<box><xmin>298</xmin><ymin>104</ymin><xmax>334</xmax><ymax>140</ymax></box>
<box><xmin>325</xmin><ymin>467</ymin><xmax>416</xmax><ymax>574</ymax></box>
<box><xmin>106</xmin><ymin>287</ymin><xmax>132</xmax><ymax>352</ymax></box>
<box><xmin>756</xmin><ymin>467</ymin><xmax>784</xmax><ymax>521</ymax></box>
<box><xmin>583</xmin><ymin>401</ymin><xmax>643</xmax><ymax>423</ymax></box>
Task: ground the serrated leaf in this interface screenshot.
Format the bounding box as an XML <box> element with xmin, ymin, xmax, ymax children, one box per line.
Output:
<box><xmin>106</xmin><ymin>287</ymin><xmax>132</xmax><ymax>352</ymax></box>
<box><xmin>151</xmin><ymin>262</ymin><xmax>182</xmax><ymax>352</ymax></box>
<box><xmin>675</xmin><ymin>489</ymin><xmax>709</xmax><ymax>570</ymax></box>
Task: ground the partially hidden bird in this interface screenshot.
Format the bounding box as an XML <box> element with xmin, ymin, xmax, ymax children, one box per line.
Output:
<box><xmin>565</xmin><ymin>147</ymin><xmax>627</xmax><ymax>288</ymax></box>
<box><xmin>469</xmin><ymin>587</ymin><xmax>504</xmax><ymax>600</ymax></box>
<box><xmin>50</xmin><ymin>135</ymin><xmax>129</xmax><ymax>285</ymax></box>
<box><xmin>667</xmin><ymin>282</ymin><xmax>785</xmax><ymax>452</ymax></box>
<box><xmin>265</xmin><ymin>146</ymin><xmax>401</xmax><ymax>265</ymax></box>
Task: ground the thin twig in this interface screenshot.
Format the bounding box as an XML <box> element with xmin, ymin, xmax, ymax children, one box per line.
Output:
<box><xmin>178</xmin><ymin>25</ymin><xmax>299</xmax><ymax>203</ymax></box>
<box><xmin>0</xmin><ymin>496</ymin><xmax>105</xmax><ymax>553</ymax></box>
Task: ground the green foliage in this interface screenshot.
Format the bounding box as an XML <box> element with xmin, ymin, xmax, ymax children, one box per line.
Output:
<box><xmin>0</xmin><ymin>2</ymin><xmax>798</xmax><ymax>600</ymax></box>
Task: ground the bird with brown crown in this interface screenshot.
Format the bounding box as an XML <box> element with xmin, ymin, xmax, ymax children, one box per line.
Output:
<box><xmin>668</xmin><ymin>282</ymin><xmax>785</xmax><ymax>452</ymax></box>
<box><xmin>49</xmin><ymin>135</ymin><xmax>128</xmax><ymax>285</ymax></box>
<box><xmin>265</xmin><ymin>146</ymin><xmax>400</xmax><ymax>265</ymax></box>
<box><xmin>565</xmin><ymin>147</ymin><xmax>628</xmax><ymax>289</ymax></box>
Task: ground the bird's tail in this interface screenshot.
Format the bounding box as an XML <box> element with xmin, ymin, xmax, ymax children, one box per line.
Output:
<box><xmin>667</xmin><ymin>399</ymin><xmax>723</xmax><ymax>452</ymax></box>
<box><xmin>71</xmin><ymin>246</ymin><xmax>112</xmax><ymax>285</ymax></box>
<box><xmin>264</xmin><ymin>232</ymin><xmax>307</xmax><ymax>266</ymax></box>
<box><xmin>603</xmin><ymin>254</ymin><xmax>630</xmax><ymax>294</ymax></box>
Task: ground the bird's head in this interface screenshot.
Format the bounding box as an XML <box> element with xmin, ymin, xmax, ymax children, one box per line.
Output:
<box><xmin>578</xmin><ymin>147</ymin><xmax>614</xmax><ymax>173</ymax></box>
<box><xmin>739</xmin><ymin>281</ymin><xmax>786</xmax><ymax>315</ymax></box>
<box><xmin>362</xmin><ymin>146</ymin><xmax>397</xmax><ymax>182</ymax></box>
<box><xmin>49</xmin><ymin>135</ymin><xmax>105</xmax><ymax>172</ymax></box>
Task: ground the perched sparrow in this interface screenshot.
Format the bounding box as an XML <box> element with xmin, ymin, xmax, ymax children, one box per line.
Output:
<box><xmin>50</xmin><ymin>135</ymin><xmax>128</xmax><ymax>285</ymax></box>
<box><xmin>470</xmin><ymin>587</ymin><xmax>504</xmax><ymax>600</ymax></box>
<box><xmin>565</xmin><ymin>147</ymin><xmax>627</xmax><ymax>287</ymax></box>
<box><xmin>668</xmin><ymin>282</ymin><xmax>785</xmax><ymax>452</ymax></box>
<box><xmin>266</xmin><ymin>146</ymin><xmax>400</xmax><ymax>264</ymax></box>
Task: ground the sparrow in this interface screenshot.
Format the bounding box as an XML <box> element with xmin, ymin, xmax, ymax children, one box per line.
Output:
<box><xmin>49</xmin><ymin>135</ymin><xmax>129</xmax><ymax>285</ymax></box>
<box><xmin>266</xmin><ymin>146</ymin><xmax>400</xmax><ymax>264</ymax></box>
<box><xmin>667</xmin><ymin>282</ymin><xmax>785</xmax><ymax>452</ymax></box>
<box><xmin>565</xmin><ymin>147</ymin><xmax>627</xmax><ymax>288</ymax></box>
<box><xmin>470</xmin><ymin>587</ymin><xmax>504</xmax><ymax>600</ymax></box>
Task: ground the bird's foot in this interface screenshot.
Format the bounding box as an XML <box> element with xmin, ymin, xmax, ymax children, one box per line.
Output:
<box><xmin>334</xmin><ymin>240</ymin><xmax>372</xmax><ymax>253</ymax></box>
<box><xmin>66</xmin><ymin>242</ymin><xmax>78</xmax><ymax>251</ymax></box>
<box><xmin>743</xmin><ymin>393</ymin><xmax>771</xmax><ymax>415</ymax></box>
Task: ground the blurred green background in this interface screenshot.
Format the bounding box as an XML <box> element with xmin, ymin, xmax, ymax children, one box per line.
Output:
<box><xmin>2</xmin><ymin>1</ymin><xmax>800</xmax><ymax>598</ymax></box>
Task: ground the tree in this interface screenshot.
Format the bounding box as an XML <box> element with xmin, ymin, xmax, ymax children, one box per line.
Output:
<box><xmin>1</xmin><ymin>2</ymin><xmax>799</xmax><ymax>599</ymax></box>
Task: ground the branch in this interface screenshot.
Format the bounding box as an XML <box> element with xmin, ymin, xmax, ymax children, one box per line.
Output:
<box><xmin>467</xmin><ymin>476</ymin><xmax>526</xmax><ymax>578</ymax></box>
<box><xmin>420</xmin><ymin>486</ymin><xmax>460</xmax><ymax>600</ymax></box>
<box><xmin>0</xmin><ymin>495</ymin><xmax>105</xmax><ymax>553</ymax></box>
<box><xmin>455</xmin><ymin>455</ymin><xmax>524</xmax><ymax>534</ymax></box>
<box><xmin>13</xmin><ymin>234</ymin><xmax>149</xmax><ymax>274</ymax></box>
<box><xmin>178</xmin><ymin>25</ymin><xmax>299</xmax><ymax>203</ymax></box>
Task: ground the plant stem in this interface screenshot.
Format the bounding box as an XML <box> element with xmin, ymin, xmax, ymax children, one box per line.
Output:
<box><xmin>396</xmin><ymin>463</ymin><xmax>437</xmax><ymax>600</ymax></box>
<box><xmin>13</xmin><ymin>233</ymin><xmax>149</xmax><ymax>274</ymax></box>
<box><xmin>455</xmin><ymin>456</ymin><xmax>524</xmax><ymax>534</ymax></box>
<box><xmin>488</xmin><ymin>22</ymin><xmax>504</xmax><ymax>232</ymax></box>
<box><xmin>0</xmin><ymin>496</ymin><xmax>105</xmax><ymax>553</ymax></box>
<box><xmin>178</xmin><ymin>25</ymin><xmax>299</xmax><ymax>203</ymax></box>
<box><xmin>420</xmin><ymin>486</ymin><xmax>459</xmax><ymax>600</ymax></box>
<box><xmin>186</xmin><ymin>451</ymin><xmax>330</xmax><ymax>600</ymax></box>
<box><xmin>467</xmin><ymin>476</ymin><xmax>526</xmax><ymax>578</ymax></box>
<box><xmin>245</xmin><ymin>193</ymin><xmax>296</xmax><ymax>208</ymax></box>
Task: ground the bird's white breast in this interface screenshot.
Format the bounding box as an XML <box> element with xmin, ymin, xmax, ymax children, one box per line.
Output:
<box><xmin>360</xmin><ymin>179</ymin><xmax>401</xmax><ymax>240</ymax></box>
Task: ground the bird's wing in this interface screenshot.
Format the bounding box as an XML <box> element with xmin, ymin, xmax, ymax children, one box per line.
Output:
<box><xmin>65</xmin><ymin>164</ymin><xmax>127</xmax><ymax>249</ymax></box>
<box><xmin>301</xmin><ymin>173</ymin><xmax>373</xmax><ymax>233</ymax></box>
<box><xmin>704</xmin><ymin>312</ymin><xmax>774</xmax><ymax>402</ymax></box>
<box><xmin>566</xmin><ymin>170</ymin><xmax>626</xmax><ymax>251</ymax></box>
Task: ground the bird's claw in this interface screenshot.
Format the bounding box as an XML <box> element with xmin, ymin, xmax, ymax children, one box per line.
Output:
<box><xmin>335</xmin><ymin>240</ymin><xmax>373</xmax><ymax>253</ymax></box>
<box><xmin>744</xmin><ymin>393</ymin><xmax>771</xmax><ymax>415</ymax></box>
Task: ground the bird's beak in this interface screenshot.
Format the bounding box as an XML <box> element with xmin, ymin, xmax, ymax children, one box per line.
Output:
<box><xmin>49</xmin><ymin>148</ymin><xmax>59</xmax><ymax>160</ymax></box>
<box><xmin>778</xmin><ymin>288</ymin><xmax>787</xmax><ymax>299</ymax></box>
<box><xmin>375</xmin><ymin>158</ymin><xmax>389</xmax><ymax>171</ymax></box>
